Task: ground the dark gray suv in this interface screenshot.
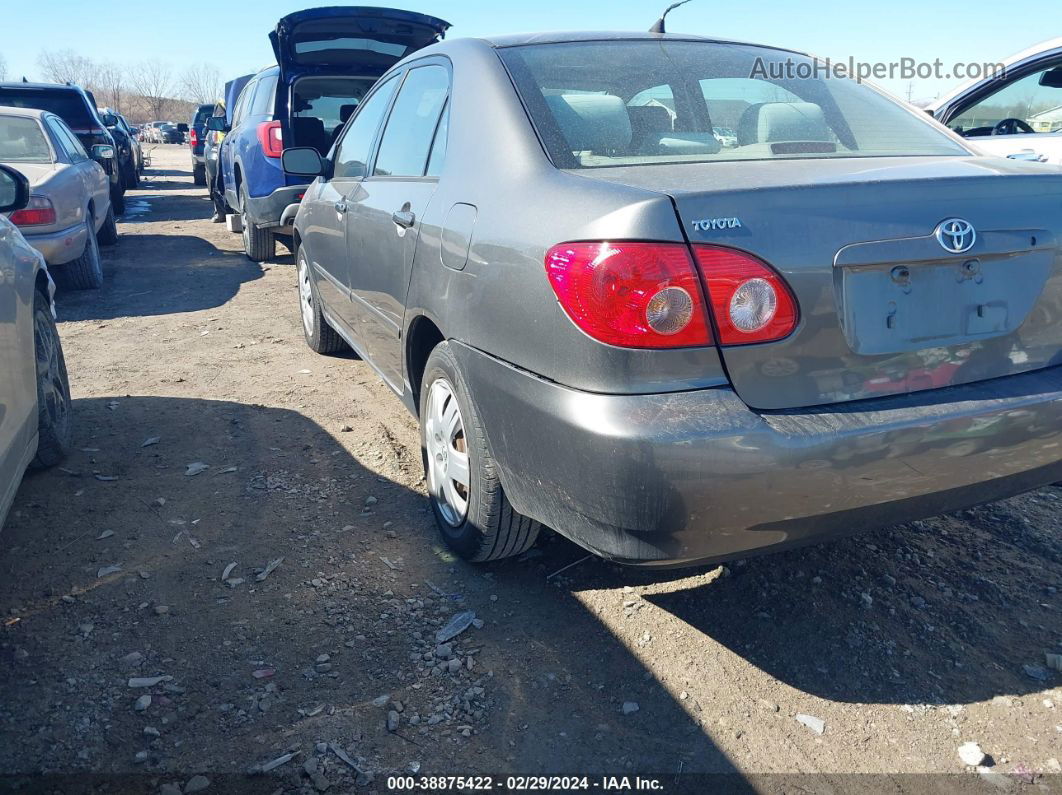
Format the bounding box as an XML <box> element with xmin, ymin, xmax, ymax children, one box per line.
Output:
<box><xmin>283</xmin><ymin>32</ymin><xmax>1062</xmax><ymax>568</ymax></box>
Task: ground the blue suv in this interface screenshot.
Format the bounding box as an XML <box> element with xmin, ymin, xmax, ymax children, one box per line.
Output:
<box><xmin>212</xmin><ymin>6</ymin><xmax>450</xmax><ymax>261</ymax></box>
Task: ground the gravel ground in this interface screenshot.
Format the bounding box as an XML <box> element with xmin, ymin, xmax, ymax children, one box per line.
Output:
<box><xmin>0</xmin><ymin>145</ymin><xmax>1059</xmax><ymax>794</ymax></box>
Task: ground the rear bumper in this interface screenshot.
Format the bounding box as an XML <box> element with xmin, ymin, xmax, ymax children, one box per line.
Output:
<box><xmin>245</xmin><ymin>184</ymin><xmax>306</xmax><ymax>229</ymax></box>
<box><xmin>23</xmin><ymin>223</ymin><xmax>87</xmax><ymax>266</ymax></box>
<box><xmin>451</xmin><ymin>342</ymin><xmax>1062</xmax><ymax>568</ymax></box>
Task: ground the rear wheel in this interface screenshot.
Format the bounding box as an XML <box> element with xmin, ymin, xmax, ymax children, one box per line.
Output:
<box><xmin>192</xmin><ymin>163</ymin><xmax>206</xmax><ymax>186</ymax></box>
<box><xmin>240</xmin><ymin>185</ymin><xmax>274</xmax><ymax>262</ymax></box>
<box><xmin>97</xmin><ymin>204</ymin><xmax>119</xmax><ymax>246</ymax></box>
<box><xmin>30</xmin><ymin>289</ymin><xmax>72</xmax><ymax>468</ymax></box>
<box><xmin>110</xmin><ymin>183</ymin><xmax>125</xmax><ymax>214</ymax></box>
<box><xmin>420</xmin><ymin>342</ymin><xmax>540</xmax><ymax>562</ymax></box>
<box><xmin>297</xmin><ymin>246</ymin><xmax>346</xmax><ymax>354</ymax></box>
<box><xmin>55</xmin><ymin>214</ymin><xmax>104</xmax><ymax>290</ymax></box>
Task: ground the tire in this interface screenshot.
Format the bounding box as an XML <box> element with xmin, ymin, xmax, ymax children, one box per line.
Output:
<box><xmin>192</xmin><ymin>163</ymin><xmax>207</xmax><ymax>186</ymax></box>
<box><xmin>419</xmin><ymin>342</ymin><xmax>540</xmax><ymax>562</ymax></box>
<box><xmin>240</xmin><ymin>184</ymin><xmax>274</xmax><ymax>262</ymax></box>
<box><xmin>55</xmin><ymin>214</ymin><xmax>104</xmax><ymax>290</ymax></box>
<box><xmin>296</xmin><ymin>245</ymin><xmax>347</xmax><ymax>354</ymax></box>
<box><xmin>110</xmin><ymin>184</ymin><xmax>125</xmax><ymax>214</ymax></box>
<box><xmin>30</xmin><ymin>288</ymin><xmax>72</xmax><ymax>468</ymax></box>
<box><xmin>97</xmin><ymin>204</ymin><xmax>119</xmax><ymax>246</ymax></box>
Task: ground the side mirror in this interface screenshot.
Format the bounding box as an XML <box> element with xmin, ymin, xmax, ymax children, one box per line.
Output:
<box><xmin>0</xmin><ymin>165</ymin><xmax>30</xmax><ymax>213</ymax></box>
<box><xmin>177</xmin><ymin>123</ymin><xmax>189</xmax><ymax>133</ymax></box>
<box><xmin>282</xmin><ymin>147</ymin><xmax>327</xmax><ymax>177</ymax></box>
<box><xmin>1039</xmin><ymin>67</ymin><xmax>1062</xmax><ymax>89</ymax></box>
<box><xmin>91</xmin><ymin>144</ymin><xmax>115</xmax><ymax>160</ymax></box>
<box><xmin>101</xmin><ymin>113</ymin><xmax>119</xmax><ymax>127</ymax></box>
<box><xmin>206</xmin><ymin>116</ymin><xmax>228</xmax><ymax>132</ymax></box>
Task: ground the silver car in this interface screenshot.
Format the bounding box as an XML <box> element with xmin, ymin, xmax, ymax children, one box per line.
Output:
<box><xmin>285</xmin><ymin>32</ymin><xmax>1062</xmax><ymax>568</ymax></box>
<box><xmin>0</xmin><ymin>164</ymin><xmax>72</xmax><ymax>530</ymax></box>
<box><xmin>0</xmin><ymin>107</ymin><xmax>117</xmax><ymax>289</ymax></box>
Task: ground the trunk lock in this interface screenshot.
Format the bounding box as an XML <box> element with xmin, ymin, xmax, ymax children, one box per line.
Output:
<box><xmin>958</xmin><ymin>258</ymin><xmax>982</xmax><ymax>283</ymax></box>
<box><xmin>890</xmin><ymin>266</ymin><xmax>912</xmax><ymax>292</ymax></box>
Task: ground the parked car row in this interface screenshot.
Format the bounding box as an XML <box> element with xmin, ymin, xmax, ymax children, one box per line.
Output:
<box><xmin>141</xmin><ymin>121</ymin><xmax>188</xmax><ymax>144</ymax></box>
<box><xmin>5</xmin><ymin>6</ymin><xmax>1062</xmax><ymax>575</ymax></box>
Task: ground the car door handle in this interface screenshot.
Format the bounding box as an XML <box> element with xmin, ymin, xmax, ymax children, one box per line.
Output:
<box><xmin>392</xmin><ymin>209</ymin><xmax>415</xmax><ymax>229</ymax></box>
<box><xmin>334</xmin><ymin>201</ymin><xmax>347</xmax><ymax>214</ymax></box>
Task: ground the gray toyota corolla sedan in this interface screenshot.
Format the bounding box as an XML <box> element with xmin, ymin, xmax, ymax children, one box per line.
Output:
<box><xmin>283</xmin><ymin>32</ymin><xmax>1062</xmax><ymax>568</ymax></box>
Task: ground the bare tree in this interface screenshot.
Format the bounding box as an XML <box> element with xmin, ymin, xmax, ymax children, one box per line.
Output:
<box><xmin>37</xmin><ymin>48</ymin><xmax>98</xmax><ymax>86</ymax></box>
<box><xmin>0</xmin><ymin>53</ymin><xmax>7</xmax><ymax>81</ymax></box>
<box><xmin>130</xmin><ymin>59</ymin><xmax>174</xmax><ymax>121</ymax></box>
<box><xmin>94</xmin><ymin>62</ymin><xmax>125</xmax><ymax>113</ymax></box>
<box><xmin>179</xmin><ymin>63</ymin><xmax>222</xmax><ymax>105</ymax></box>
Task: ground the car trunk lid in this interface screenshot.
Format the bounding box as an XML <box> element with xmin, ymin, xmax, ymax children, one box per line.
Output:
<box><xmin>581</xmin><ymin>155</ymin><xmax>1062</xmax><ymax>409</ymax></box>
<box><xmin>269</xmin><ymin>6</ymin><xmax>451</xmax><ymax>85</ymax></box>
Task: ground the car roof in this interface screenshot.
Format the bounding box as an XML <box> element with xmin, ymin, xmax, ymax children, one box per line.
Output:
<box><xmin>0</xmin><ymin>106</ymin><xmax>50</xmax><ymax>120</ymax></box>
<box><xmin>478</xmin><ymin>30</ymin><xmax>807</xmax><ymax>57</ymax></box>
<box><xmin>0</xmin><ymin>81</ymin><xmax>87</xmax><ymax>93</ymax></box>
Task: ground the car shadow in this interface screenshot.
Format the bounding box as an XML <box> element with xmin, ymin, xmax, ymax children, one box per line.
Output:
<box><xmin>53</xmin><ymin>234</ymin><xmax>263</xmax><ymax>322</ymax></box>
<box><xmin>0</xmin><ymin>396</ymin><xmax>739</xmax><ymax>786</ymax></box>
<box><xmin>538</xmin><ymin>497</ymin><xmax>1059</xmax><ymax>707</ymax></box>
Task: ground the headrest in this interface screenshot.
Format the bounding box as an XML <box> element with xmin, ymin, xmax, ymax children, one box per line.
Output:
<box><xmin>627</xmin><ymin>104</ymin><xmax>672</xmax><ymax>133</ymax></box>
<box><xmin>545</xmin><ymin>93</ymin><xmax>632</xmax><ymax>153</ymax></box>
<box><xmin>339</xmin><ymin>104</ymin><xmax>357</xmax><ymax>123</ymax></box>
<box><xmin>738</xmin><ymin>102</ymin><xmax>829</xmax><ymax>145</ymax></box>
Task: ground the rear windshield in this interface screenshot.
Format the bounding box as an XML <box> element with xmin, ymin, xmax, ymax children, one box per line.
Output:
<box><xmin>0</xmin><ymin>88</ymin><xmax>94</xmax><ymax>130</ymax></box>
<box><xmin>499</xmin><ymin>40</ymin><xmax>968</xmax><ymax>168</ymax></box>
<box><xmin>0</xmin><ymin>115</ymin><xmax>52</xmax><ymax>162</ymax></box>
<box><xmin>193</xmin><ymin>105</ymin><xmax>213</xmax><ymax>125</ymax></box>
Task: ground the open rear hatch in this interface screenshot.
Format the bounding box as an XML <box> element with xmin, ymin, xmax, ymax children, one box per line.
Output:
<box><xmin>269</xmin><ymin>6</ymin><xmax>451</xmax><ymax>84</ymax></box>
<box><xmin>602</xmin><ymin>156</ymin><xmax>1062</xmax><ymax>410</ymax></box>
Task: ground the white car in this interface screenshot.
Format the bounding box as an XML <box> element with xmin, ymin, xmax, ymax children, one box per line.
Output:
<box><xmin>0</xmin><ymin>164</ymin><xmax>72</xmax><ymax>530</ymax></box>
<box><xmin>0</xmin><ymin>106</ymin><xmax>117</xmax><ymax>289</ymax></box>
<box><xmin>928</xmin><ymin>37</ymin><xmax>1062</xmax><ymax>165</ymax></box>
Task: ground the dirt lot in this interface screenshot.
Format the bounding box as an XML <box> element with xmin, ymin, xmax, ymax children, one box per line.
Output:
<box><xmin>0</xmin><ymin>145</ymin><xmax>1060</xmax><ymax>793</ymax></box>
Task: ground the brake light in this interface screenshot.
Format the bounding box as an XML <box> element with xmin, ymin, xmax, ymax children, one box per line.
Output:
<box><xmin>189</xmin><ymin>128</ymin><xmax>198</xmax><ymax>146</ymax></box>
<box><xmin>544</xmin><ymin>242</ymin><xmax>712</xmax><ymax>348</ymax></box>
<box><xmin>257</xmin><ymin>121</ymin><xmax>283</xmax><ymax>158</ymax></box>
<box><xmin>692</xmin><ymin>245</ymin><xmax>799</xmax><ymax>345</ymax></box>
<box><xmin>9</xmin><ymin>196</ymin><xmax>56</xmax><ymax>227</ymax></box>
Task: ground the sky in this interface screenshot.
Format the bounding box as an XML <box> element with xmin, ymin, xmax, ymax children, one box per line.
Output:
<box><xmin>2</xmin><ymin>0</ymin><xmax>1061</xmax><ymax>101</ymax></box>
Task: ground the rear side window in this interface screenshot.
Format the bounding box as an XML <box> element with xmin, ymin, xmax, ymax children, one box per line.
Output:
<box><xmin>425</xmin><ymin>100</ymin><xmax>449</xmax><ymax>177</ymax></box>
<box><xmin>0</xmin><ymin>115</ymin><xmax>51</xmax><ymax>162</ymax></box>
<box><xmin>49</xmin><ymin>118</ymin><xmax>88</xmax><ymax>162</ymax></box>
<box><xmin>250</xmin><ymin>75</ymin><xmax>278</xmax><ymax>116</ymax></box>
<box><xmin>500</xmin><ymin>40</ymin><xmax>967</xmax><ymax>168</ymax></box>
<box><xmin>231</xmin><ymin>81</ymin><xmax>255</xmax><ymax>125</ymax></box>
<box><xmin>333</xmin><ymin>75</ymin><xmax>399</xmax><ymax>179</ymax></box>
<box><xmin>373</xmin><ymin>65</ymin><xmax>449</xmax><ymax>177</ymax></box>
<box><xmin>0</xmin><ymin>88</ymin><xmax>94</xmax><ymax>129</ymax></box>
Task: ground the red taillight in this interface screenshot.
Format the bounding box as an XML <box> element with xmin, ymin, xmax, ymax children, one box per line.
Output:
<box><xmin>10</xmin><ymin>196</ymin><xmax>56</xmax><ymax>227</ymax></box>
<box><xmin>257</xmin><ymin>121</ymin><xmax>283</xmax><ymax>158</ymax></box>
<box><xmin>544</xmin><ymin>242</ymin><xmax>713</xmax><ymax>348</ymax></box>
<box><xmin>692</xmin><ymin>245</ymin><xmax>799</xmax><ymax>345</ymax></box>
<box><xmin>189</xmin><ymin>128</ymin><xmax>198</xmax><ymax>146</ymax></box>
